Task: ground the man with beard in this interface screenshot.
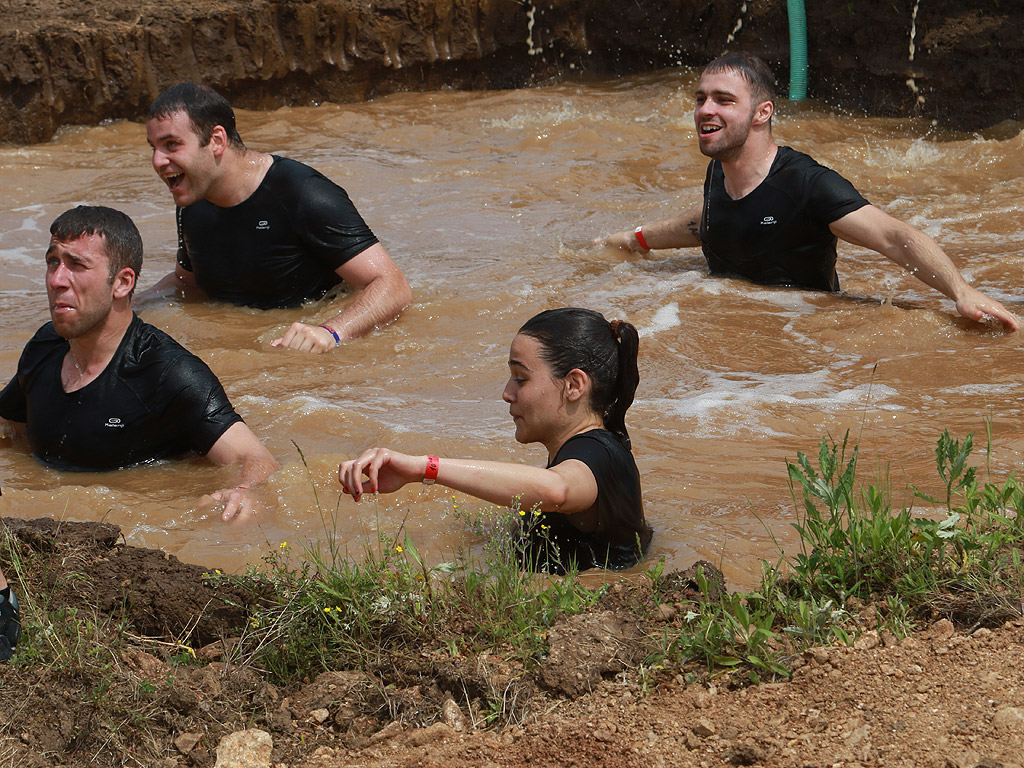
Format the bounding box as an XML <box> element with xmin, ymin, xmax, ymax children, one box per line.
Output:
<box><xmin>0</xmin><ymin>206</ymin><xmax>278</xmax><ymax>521</ymax></box>
<box><xmin>596</xmin><ymin>54</ymin><xmax>1018</xmax><ymax>331</ymax></box>
<box><xmin>144</xmin><ymin>83</ymin><xmax>413</xmax><ymax>353</ymax></box>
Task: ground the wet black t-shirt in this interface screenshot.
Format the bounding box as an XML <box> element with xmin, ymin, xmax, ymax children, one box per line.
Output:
<box><xmin>700</xmin><ymin>146</ymin><xmax>870</xmax><ymax>291</ymax></box>
<box><xmin>524</xmin><ymin>429</ymin><xmax>652</xmax><ymax>574</ymax></box>
<box><xmin>0</xmin><ymin>315</ymin><xmax>242</xmax><ymax>471</ymax></box>
<box><xmin>177</xmin><ymin>155</ymin><xmax>380</xmax><ymax>309</ymax></box>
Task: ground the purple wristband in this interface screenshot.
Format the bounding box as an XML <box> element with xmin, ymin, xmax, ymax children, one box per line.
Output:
<box><xmin>320</xmin><ymin>324</ymin><xmax>341</xmax><ymax>346</ymax></box>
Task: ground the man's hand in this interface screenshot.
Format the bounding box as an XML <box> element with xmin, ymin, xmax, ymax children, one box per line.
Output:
<box><xmin>954</xmin><ymin>286</ymin><xmax>1020</xmax><ymax>332</ymax></box>
<box><xmin>271</xmin><ymin>322</ymin><xmax>338</xmax><ymax>353</ymax></box>
<box><xmin>203</xmin><ymin>486</ymin><xmax>260</xmax><ymax>522</ymax></box>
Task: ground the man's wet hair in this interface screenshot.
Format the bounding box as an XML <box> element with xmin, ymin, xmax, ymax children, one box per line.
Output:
<box><xmin>50</xmin><ymin>206</ymin><xmax>144</xmax><ymax>290</ymax></box>
<box><xmin>148</xmin><ymin>82</ymin><xmax>245</xmax><ymax>149</ymax></box>
<box><xmin>518</xmin><ymin>307</ymin><xmax>640</xmax><ymax>451</ymax></box>
<box><xmin>703</xmin><ymin>53</ymin><xmax>777</xmax><ymax>107</ymax></box>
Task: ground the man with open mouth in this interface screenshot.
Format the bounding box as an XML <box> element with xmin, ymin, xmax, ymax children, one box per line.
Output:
<box><xmin>145</xmin><ymin>83</ymin><xmax>413</xmax><ymax>353</ymax></box>
<box><xmin>596</xmin><ymin>53</ymin><xmax>1018</xmax><ymax>332</ymax></box>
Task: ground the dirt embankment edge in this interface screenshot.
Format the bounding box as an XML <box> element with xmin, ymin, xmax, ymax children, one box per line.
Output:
<box><xmin>3</xmin><ymin>0</ymin><xmax>1022</xmax><ymax>145</ymax></box>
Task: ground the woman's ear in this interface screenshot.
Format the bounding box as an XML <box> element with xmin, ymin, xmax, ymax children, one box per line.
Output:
<box><xmin>563</xmin><ymin>368</ymin><xmax>590</xmax><ymax>403</ymax></box>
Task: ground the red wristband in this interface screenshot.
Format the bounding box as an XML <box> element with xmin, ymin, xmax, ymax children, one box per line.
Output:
<box><xmin>634</xmin><ymin>226</ymin><xmax>650</xmax><ymax>251</ymax></box>
<box><xmin>423</xmin><ymin>456</ymin><xmax>440</xmax><ymax>484</ymax></box>
<box><xmin>320</xmin><ymin>324</ymin><xmax>341</xmax><ymax>346</ymax></box>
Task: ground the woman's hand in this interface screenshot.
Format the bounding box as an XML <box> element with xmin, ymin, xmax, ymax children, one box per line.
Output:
<box><xmin>339</xmin><ymin>448</ymin><xmax>426</xmax><ymax>501</ymax></box>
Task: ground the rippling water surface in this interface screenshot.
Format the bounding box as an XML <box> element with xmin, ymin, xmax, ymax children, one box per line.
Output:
<box><xmin>2</xmin><ymin>70</ymin><xmax>1023</xmax><ymax>588</ymax></box>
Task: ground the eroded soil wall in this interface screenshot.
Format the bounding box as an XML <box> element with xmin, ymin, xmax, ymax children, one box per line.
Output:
<box><xmin>3</xmin><ymin>0</ymin><xmax>1021</xmax><ymax>144</ymax></box>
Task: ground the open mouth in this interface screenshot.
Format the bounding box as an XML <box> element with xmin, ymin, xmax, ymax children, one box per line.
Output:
<box><xmin>700</xmin><ymin>124</ymin><xmax>722</xmax><ymax>135</ymax></box>
<box><xmin>165</xmin><ymin>173</ymin><xmax>184</xmax><ymax>190</ymax></box>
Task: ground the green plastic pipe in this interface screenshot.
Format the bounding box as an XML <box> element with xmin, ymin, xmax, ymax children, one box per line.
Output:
<box><xmin>787</xmin><ymin>0</ymin><xmax>808</xmax><ymax>101</ymax></box>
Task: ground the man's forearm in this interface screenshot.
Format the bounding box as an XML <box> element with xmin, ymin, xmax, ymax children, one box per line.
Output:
<box><xmin>326</xmin><ymin>272</ymin><xmax>413</xmax><ymax>340</ymax></box>
<box><xmin>639</xmin><ymin>210</ymin><xmax>704</xmax><ymax>250</ymax></box>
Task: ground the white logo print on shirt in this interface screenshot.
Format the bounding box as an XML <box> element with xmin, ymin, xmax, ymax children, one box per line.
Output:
<box><xmin>256</xmin><ymin>220</ymin><xmax>270</xmax><ymax>230</ymax></box>
<box><xmin>105</xmin><ymin>417</ymin><xmax>125</xmax><ymax>429</ymax></box>
<box><xmin>760</xmin><ymin>216</ymin><xmax>777</xmax><ymax>226</ymax></box>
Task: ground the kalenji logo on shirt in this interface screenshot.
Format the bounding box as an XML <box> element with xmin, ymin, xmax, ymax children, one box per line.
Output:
<box><xmin>256</xmin><ymin>220</ymin><xmax>270</xmax><ymax>230</ymax></box>
<box><xmin>105</xmin><ymin>417</ymin><xmax>125</xmax><ymax>429</ymax></box>
<box><xmin>760</xmin><ymin>216</ymin><xmax>777</xmax><ymax>226</ymax></box>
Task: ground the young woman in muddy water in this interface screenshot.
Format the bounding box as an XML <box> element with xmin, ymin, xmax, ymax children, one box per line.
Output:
<box><xmin>339</xmin><ymin>307</ymin><xmax>652</xmax><ymax>574</ymax></box>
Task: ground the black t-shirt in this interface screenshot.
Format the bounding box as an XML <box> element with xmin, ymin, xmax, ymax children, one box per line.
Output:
<box><xmin>177</xmin><ymin>155</ymin><xmax>380</xmax><ymax>309</ymax></box>
<box><xmin>0</xmin><ymin>315</ymin><xmax>242</xmax><ymax>471</ymax></box>
<box><xmin>700</xmin><ymin>146</ymin><xmax>870</xmax><ymax>291</ymax></box>
<box><xmin>523</xmin><ymin>429</ymin><xmax>652</xmax><ymax>574</ymax></box>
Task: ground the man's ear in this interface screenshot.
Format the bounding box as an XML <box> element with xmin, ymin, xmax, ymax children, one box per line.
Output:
<box><xmin>563</xmin><ymin>368</ymin><xmax>590</xmax><ymax>403</ymax></box>
<box><xmin>209</xmin><ymin>125</ymin><xmax>229</xmax><ymax>158</ymax></box>
<box><xmin>111</xmin><ymin>267</ymin><xmax>136</xmax><ymax>300</ymax></box>
<box><xmin>753</xmin><ymin>99</ymin><xmax>774</xmax><ymax>127</ymax></box>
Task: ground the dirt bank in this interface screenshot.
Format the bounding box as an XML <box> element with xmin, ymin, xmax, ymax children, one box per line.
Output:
<box><xmin>2</xmin><ymin>517</ymin><xmax>1023</xmax><ymax>768</ymax></box>
<box><xmin>3</xmin><ymin>0</ymin><xmax>1022</xmax><ymax>144</ymax></box>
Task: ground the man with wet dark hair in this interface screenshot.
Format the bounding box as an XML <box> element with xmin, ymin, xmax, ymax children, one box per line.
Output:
<box><xmin>597</xmin><ymin>53</ymin><xmax>1019</xmax><ymax>331</ymax></box>
<box><xmin>0</xmin><ymin>206</ymin><xmax>278</xmax><ymax>521</ymax></box>
<box><xmin>148</xmin><ymin>82</ymin><xmax>245</xmax><ymax>149</ymax></box>
<box><xmin>144</xmin><ymin>82</ymin><xmax>413</xmax><ymax>353</ymax></box>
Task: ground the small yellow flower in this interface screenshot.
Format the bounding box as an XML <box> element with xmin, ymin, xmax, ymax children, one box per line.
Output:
<box><xmin>395</xmin><ymin>545</ymin><xmax>403</xmax><ymax>553</ymax></box>
<box><xmin>279</xmin><ymin>541</ymin><xmax>288</xmax><ymax>549</ymax></box>
<box><xmin>214</xmin><ymin>569</ymin><xmax>222</xmax><ymax>575</ymax></box>
<box><xmin>518</xmin><ymin>510</ymin><xmax>526</xmax><ymax>516</ymax></box>
<box><xmin>324</xmin><ymin>607</ymin><xmax>331</xmax><ymax>613</ymax></box>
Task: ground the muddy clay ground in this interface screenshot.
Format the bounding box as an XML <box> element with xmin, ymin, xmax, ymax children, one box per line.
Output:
<box><xmin>1</xmin><ymin>517</ymin><xmax>1023</xmax><ymax>768</ymax></box>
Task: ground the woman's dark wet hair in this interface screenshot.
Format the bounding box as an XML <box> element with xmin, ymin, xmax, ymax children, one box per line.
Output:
<box><xmin>147</xmin><ymin>82</ymin><xmax>245</xmax><ymax>150</ymax></box>
<box><xmin>518</xmin><ymin>307</ymin><xmax>640</xmax><ymax>450</ymax></box>
<box><xmin>50</xmin><ymin>205</ymin><xmax>143</xmax><ymax>290</ymax></box>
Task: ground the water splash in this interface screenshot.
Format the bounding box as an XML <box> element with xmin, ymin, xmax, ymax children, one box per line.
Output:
<box><xmin>725</xmin><ymin>2</ymin><xmax>748</xmax><ymax>45</ymax></box>
<box><xmin>526</xmin><ymin>3</ymin><xmax>543</xmax><ymax>56</ymax></box>
<box><xmin>905</xmin><ymin>0</ymin><xmax>925</xmax><ymax>107</ymax></box>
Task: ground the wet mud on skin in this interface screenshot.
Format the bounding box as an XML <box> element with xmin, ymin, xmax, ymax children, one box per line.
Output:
<box><xmin>2</xmin><ymin>517</ymin><xmax>1024</xmax><ymax>768</ymax></box>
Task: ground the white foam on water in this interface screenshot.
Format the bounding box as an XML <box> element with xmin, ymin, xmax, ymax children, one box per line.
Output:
<box><xmin>640</xmin><ymin>302</ymin><xmax>680</xmax><ymax>337</ymax></box>
<box><xmin>642</xmin><ymin>371</ymin><xmax>901</xmax><ymax>438</ymax></box>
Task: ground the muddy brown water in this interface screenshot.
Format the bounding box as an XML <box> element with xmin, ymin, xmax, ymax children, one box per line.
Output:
<box><xmin>2</xmin><ymin>70</ymin><xmax>1023</xmax><ymax>589</ymax></box>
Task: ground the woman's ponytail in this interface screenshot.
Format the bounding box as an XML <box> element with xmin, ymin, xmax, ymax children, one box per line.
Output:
<box><xmin>605</xmin><ymin>320</ymin><xmax>640</xmax><ymax>449</ymax></box>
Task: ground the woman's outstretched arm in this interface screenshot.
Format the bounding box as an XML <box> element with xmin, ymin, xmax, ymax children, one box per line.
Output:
<box><xmin>339</xmin><ymin>448</ymin><xmax>597</xmax><ymax>514</ymax></box>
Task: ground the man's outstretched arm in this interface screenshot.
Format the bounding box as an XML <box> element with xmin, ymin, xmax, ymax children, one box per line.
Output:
<box><xmin>831</xmin><ymin>205</ymin><xmax>1019</xmax><ymax>331</ymax></box>
<box><xmin>271</xmin><ymin>243</ymin><xmax>413</xmax><ymax>353</ymax></box>
<box><xmin>594</xmin><ymin>202</ymin><xmax>705</xmax><ymax>255</ymax></box>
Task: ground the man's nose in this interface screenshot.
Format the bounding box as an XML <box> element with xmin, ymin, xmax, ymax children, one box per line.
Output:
<box><xmin>48</xmin><ymin>263</ymin><xmax>70</xmax><ymax>287</ymax></box>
